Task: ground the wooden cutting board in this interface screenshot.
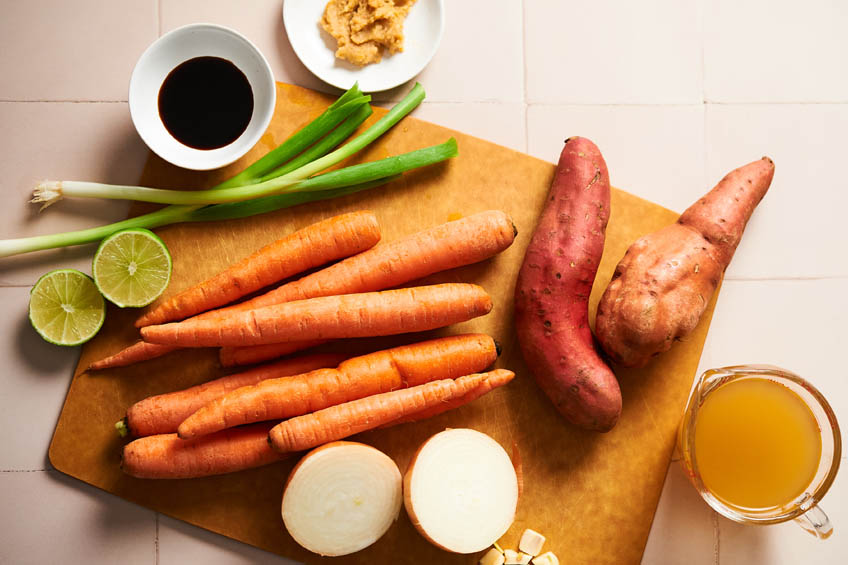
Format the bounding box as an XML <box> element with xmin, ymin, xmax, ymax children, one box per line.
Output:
<box><xmin>49</xmin><ymin>83</ymin><xmax>718</xmax><ymax>564</ymax></box>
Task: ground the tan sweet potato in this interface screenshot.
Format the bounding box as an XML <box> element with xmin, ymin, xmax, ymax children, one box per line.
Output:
<box><xmin>514</xmin><ymin>137</ymin><xmax>622</xmax><ymax>432</ymax></box>
<box><xmin>596</xmin><ymin>157</ymin><xmax>775</xmax><ymax>367</ymax></box>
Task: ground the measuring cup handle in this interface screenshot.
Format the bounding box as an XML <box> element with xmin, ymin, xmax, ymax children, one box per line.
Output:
<box><xmin>794</xmin><ymin>504</ymin><xmax>833</xmax><ymax>539</ymax></box>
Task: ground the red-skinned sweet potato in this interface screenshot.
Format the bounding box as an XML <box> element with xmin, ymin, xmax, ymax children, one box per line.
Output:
<box><xmin>514</xmin><ymin>137</ymin><xmax>622</xmax><ymax>432</ymax></box>
<box><xmin>596</xmin><ymin>157</ymin><xmax>775</xmax><ymax>368</ymax></box>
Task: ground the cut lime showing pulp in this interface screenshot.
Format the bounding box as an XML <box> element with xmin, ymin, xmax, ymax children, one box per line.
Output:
<box><xmin>29</xmin><ymin>269</ymin><xmax>106</xmax><ymax>346</ymax></box>
<box><xmin>93</xmin><ymin>228</ymin><xmax>172</xmax><ymax>308</ymax></box>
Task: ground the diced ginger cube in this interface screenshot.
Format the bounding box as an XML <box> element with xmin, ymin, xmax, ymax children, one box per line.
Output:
<box><xmin>519</xmin><ymin>529</ymin><xmax>546</xmax><ymax>556</ymax></box>
<box><xmin>480</xmin><ymin>547</ymin><xmax>505</xmax><ymax>565</ymax></box>
<box><xmin>504</xmin><ymin>549</ymin><xmax>531</xmax><ymax>564</ymax></box>
<box><xmin>531</xmin><ymin>551</ymin><xmax>559</xmax><ymax>565</ymax></box>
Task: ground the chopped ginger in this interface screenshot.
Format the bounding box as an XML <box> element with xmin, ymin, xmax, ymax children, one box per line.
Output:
<box><xmin>480</xmin><ymin>547</ymin><xmax>506</xmax><ymax>565</ymax></box>
<box><xmin>504</xmin><ymin>548</ymin><xmax>532</xmax><ymax>565</ymax></box>
<box><xmin>531</xmin><ymin>551</ymin><xmax>559</xmax><ymax>565</ymax></box>
<box><xmin>321</xmin><ymin>0</ymin><xmax>417</xmax><ymax>66</ymax></box>
<box><xmin>519</xmin><ymin>529</ymin><xmax>546</xmax><ymax>556</ymax></box>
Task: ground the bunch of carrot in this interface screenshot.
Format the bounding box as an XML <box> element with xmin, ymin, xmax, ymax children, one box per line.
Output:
<box><xmin>92</xmin><ymin>208</ymin><xmax>516</xmax><ymax>370</ymax></box>
<box><xmin>113</xmin><ymin>208</ymin><xmax>519</xmax><ymax>478</ymax></box>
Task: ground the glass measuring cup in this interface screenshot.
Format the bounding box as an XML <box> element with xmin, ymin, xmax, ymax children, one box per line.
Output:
<box><xmin>678</xmin><ymin>365</ymin><xmax>841</xmax><ymax>538</ymax></box>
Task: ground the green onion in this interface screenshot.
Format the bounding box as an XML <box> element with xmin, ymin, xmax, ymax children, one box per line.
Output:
<box><xmin>258</xmin><ymin>103</ymin><xmax>373</xmax><ymax>182</ymax></box>
<box><xmin>0</xmin><ymin>206</ymin><xmax>197</xmax><ymax>258</ymax></box>
<box><xmin>0</xmin><ymin>174</ymin><xmax>412</xmax><ymax>258</ymax></box>
<box><xmin>3</xmin><ymin>83</ymin><xmax>446</xmax><ymax>259</ymax></box>
<box><xmin>215</xmin><ymin>84</ymin><xmax>369</xmax><ymax>188</ymax></box>
<box><xmin>293</xmin><ymin>138</ymin><xmax>457</xmax><ymax>192</ymax></box>
<box><xmin>32</xmin><ymin>84</ymin><xmax>427</xmax><ymax>208</ymax></box>
<box><xmin>188</xmin><ymin>175</ymin><xmax>403</xmax><ymax>223</ymax></box>
<box><xmin>35</xmin><ymin>135</ymin><xmax>455</xmax><ymax>208</ymax></box>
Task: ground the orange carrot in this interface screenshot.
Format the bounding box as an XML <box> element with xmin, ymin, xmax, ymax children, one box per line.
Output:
<box><xmin>219</xmin><ymin>210</ymin><xmax>516</xmax><ymax>312</ymax></box>
<box><xmin>141</xmin><ymin>283</ymin><xmax>493</xmax><ymax>348</ymax></box>
<box><xmin>120</xmin><ymin>353</ymin><xmax>347</xmax><ymax>437</ymax></box>
<box><xmin>268</xmin><ymin>369</ymin><xmax>514</xmax><ymax>453</ymax></box>
<box><xmin>121</xmin><ymin>423</ymin><xmax>282</xmax><ymax>479</ymax></box>
<box><xmin>178</xmin><ymin>334</ymin><xmax>498</xmax><ymax>439</ymax></box>
<box><xmin>218</xmin><ymin>340</ymin><xmax>327</xmax><ymax>368</ymax></box>
<box><xmin>135</xmin><ymin>210</ymin><xmax>381</xmax><ymax>327</ymax></box>
<box><xmin>94</xmin><ymin>210</ymin><xmax>514</xmax><ymax>370</ymax></box>
<box><xmin>382</xmin><ymin>366</ymin><xmax>514</xmax><ymax>426</ymax></box>
<box><xmin>215</xmin><ymin>210</ymin><xmax>514</xmax><ymax>366</ymax></box>
<box><xmin>88</xmin><ymin>342</ymin><xmax>180</xmax><ymax>371</ymax></box>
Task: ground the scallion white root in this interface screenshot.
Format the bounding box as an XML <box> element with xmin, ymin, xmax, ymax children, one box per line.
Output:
<box><xmin>281</xmin><ymin>441</ymin><xmax>402</xmax><ymax>557</ymax></box>
<box><xmin>30</xmin><ymin>181</ymin><xmax>63</xmax><ymax>210</ymax></box>
<box><xmin>404</xmin><ymin>428</ymin><xmax>518</xmax><ymax>554</ymax></box>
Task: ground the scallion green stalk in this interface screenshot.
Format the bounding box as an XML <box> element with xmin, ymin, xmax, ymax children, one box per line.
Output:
<box><xmin>258</xmin><ymin>103</ymin><xmax>373</xmax><ymax>182</ymax></box>
<box><xmin>37</xmin><ymin>135</ymin><xmax>455</xmax><ymax>207</ymax></box>
<box><xmin>3</xmin><ymin>83</ymin><xmax>440</xmax><ymax>259</ymax></box>
<box><xmin>215</xmin><ymin>84</ymin><xmax>368</xmax><ymax>188</ymax></box>
<box><xmin>33</xmin><ymin>84</ymin><xmax>426</xmax><ymax>208</ymax></box>
<box><xmin>188</xmin><ymin>175</ymin><xmax>403</xmax><ymax>223</ymax></box>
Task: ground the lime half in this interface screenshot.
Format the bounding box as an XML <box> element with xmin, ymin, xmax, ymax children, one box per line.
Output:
<box><xmin>29</xmin><ymin>269</ymin><xmax>106</xmax><ymax>346</ymax></box>
<box><xmin>93</xmin><ymin>228</ymin><xmax>172</xmax><ymax>308</ymax></box>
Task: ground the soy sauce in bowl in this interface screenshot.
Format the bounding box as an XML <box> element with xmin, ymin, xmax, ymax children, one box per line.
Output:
<box><xmin>158</xmin><ymin>56</ymin><xmax>254</xmax><ymax>150</ymax></box>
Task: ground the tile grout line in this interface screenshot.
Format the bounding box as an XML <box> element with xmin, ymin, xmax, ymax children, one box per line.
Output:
<box><xmin>712</xmin><ymin>511</ymin><xmax>720</xmax><ymax>565</ymax></box>
<box><xmin>520</xmin><ymin>0</ymin><xmax>529</xmax><ymax>154</ymax></box>
<box><xmin>157</xmin><ymin>0</ymin><xmax>162</xmax><ymax>37</ymax></box>
<box><xmin>2</xmin><ymin>99</ymin><xmax>846</xmax><ymax>106</ymax></box>
<box><xmin>699</xmin><ymin>0</ymin><xmax>706</xmax><ymax>106</ymax></box>
<box><xmin>723</xmin><ymin>275</ymin><xmax>848</xmax><ymax>282</ymax></box>
<box><xmin>154</xmin><ymin>512</ymin><xmax>160</xmax><ymax>565</ymax></box>
<box><xmin>0</xmin><ymin>100</ymin><xmax>126</xmax><ymax>104</ymax></box>
<box><xmin>1</xmin><ymin>469</ymin><xmax>47</xmax><ymax>473</ymax></box>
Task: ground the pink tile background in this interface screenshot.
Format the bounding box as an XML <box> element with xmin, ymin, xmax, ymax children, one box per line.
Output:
<box><xmin>1</xmin><ymin>1</ymin><xmax>845</xmax><ymax>563</ymax></box>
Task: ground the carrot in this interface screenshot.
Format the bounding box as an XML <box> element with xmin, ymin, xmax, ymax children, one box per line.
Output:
<box><xmin>218</xmin><ymin>340</ymin><xmax>327</xmax><ymax>367</ymax></box>
<box><xmin>268</xmin><ymin>369</ymin><xmax>515</xmax><ymax>454</ymax></box>
<box><xmin>135</xmin><ymin>210</ymin><xmax>381</xmax><ymax>327</ymax></box>
<box><xmin>119</xmin><ymin>353</ymin><xmax>347</xmax><ymax>438</ymax></box>
<box><xmin>178</xmin><ymin>334</ymin><xmax>498</xmax><ymax>439</ymax></box>
<box><xmin>141</xmin><ymin>283</ymin><xmax>493</xmax><ymax>348</ymax></box>
<box><xmin>94</xmin><ymin>210</ymin><xmax>514</xmax><ymax>369</ymax></box>
<box><xmin>382</xmin><ymin>367</ymin><xmax>514</xmax><ymax>426</ymax></box>
<box><xmin>221</xmin><ymin>209</ymin><xmax>516</xmax><ymax>312</ymax></box>
<box><xmin>88</xmin><ymin>342</ymin><xmax>180</xmax><ymax>371</ymax></box>
<box><xmin>121</xmin><ymin>423</ymin><xmax>282</xmax><ymax>479</ymax></box>
<box><xmin>215</xmin><ymin>210</ymin><xmax>514</xmax><ymax>365</ymax></box>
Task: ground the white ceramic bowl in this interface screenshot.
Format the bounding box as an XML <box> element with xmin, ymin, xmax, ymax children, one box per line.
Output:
<box><xmin>283</xmin><ymin>0</ymin><xmax>444</xmax><ymax>93</ymax></box>
<box><xmin>129</xmin><ymin>23</ymin><xmax>276</xmax><ymax>171</ymax></box>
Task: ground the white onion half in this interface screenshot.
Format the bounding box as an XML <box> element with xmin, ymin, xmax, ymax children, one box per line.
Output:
<box><xmin>281</xmin><ymin>441</ymin><xmax>402</xmax><ymax>556</ymax></box>
<box><xmin>404</xmin><ymin>428</ymin><xmax>519</xmax><ymax>553</ymax></box>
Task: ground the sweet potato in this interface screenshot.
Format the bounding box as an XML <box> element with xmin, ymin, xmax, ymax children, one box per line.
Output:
<box><xmin>596</xmin><ymin>157</ymin><xmax>775</xmax><ymax>367</ymax></box>
<box><xmin>514</xmin><ymin>137</ymin><xmax>622</xmax><ymax>432</ymax></box>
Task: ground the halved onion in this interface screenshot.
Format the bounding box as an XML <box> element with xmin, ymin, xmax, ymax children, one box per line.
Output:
<box><xmin>404</xmin><ymin>428</ymin><xmax>519</xmax><ymax>553</ymax></box>
<box><xmin>281</xmin><ymin>441</ymin><xmax>402</xmax><ymax>556</ymax></box>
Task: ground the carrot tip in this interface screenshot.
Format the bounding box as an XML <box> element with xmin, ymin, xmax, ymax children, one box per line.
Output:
<box><xmin>115</xmin><ymin>418</ymin><xmax>129</xmax><ymax>438</ymax></box>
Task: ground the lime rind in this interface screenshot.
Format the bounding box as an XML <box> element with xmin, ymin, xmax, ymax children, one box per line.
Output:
<box><xmin>93</xmin><ymin>228</ymin><xmax>172</xmax><ymax>308</ymax></box>
<box><xmin>29</xmin><ymin>269</ymin><xmax>106</xmax><ymax>346</ymax></box>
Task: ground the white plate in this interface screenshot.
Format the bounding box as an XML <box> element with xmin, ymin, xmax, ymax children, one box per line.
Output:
<box><xmin>283</xmin><ymin>0</ymin><xmax>444</xmax><ymax>93</ymax></box>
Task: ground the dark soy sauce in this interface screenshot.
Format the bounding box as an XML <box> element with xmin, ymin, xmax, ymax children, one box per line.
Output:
<box><xmin>158</xmin><ymin>56</ymin><xmax>254</xmax><ymax>150</ymax></box>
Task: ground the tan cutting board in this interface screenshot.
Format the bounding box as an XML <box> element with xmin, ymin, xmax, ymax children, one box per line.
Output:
<box><xmin>50</xmin><ymin>83</ymin><xmax>718</xmax><ymax>564</ymax></box>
